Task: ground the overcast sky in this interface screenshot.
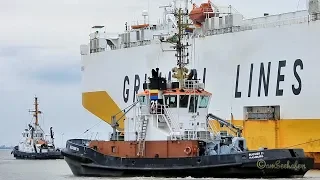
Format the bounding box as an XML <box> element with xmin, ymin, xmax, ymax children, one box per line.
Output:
<box><xmin>0</xmin><ymin>0</ymin><xmax>307</xmax><ymax>147</ymax></box>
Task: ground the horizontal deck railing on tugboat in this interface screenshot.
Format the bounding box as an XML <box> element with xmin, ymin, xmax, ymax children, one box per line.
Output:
<box><xmin>108</xmin><ymin>131</ymin><xmax>125</xmax><ymax>141</ymax></box>
<box><xmin>151</xmin><ymin>104</ymin><xmax>180</xmax><ymax>137</ymax></box>
<box><xmin>182</xmin><ymin>80</ymin><xmax>205</xmax><ymax>90</ymax></box>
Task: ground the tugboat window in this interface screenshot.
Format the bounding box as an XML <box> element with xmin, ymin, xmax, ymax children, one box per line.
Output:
<box><xmin>189</xmin><ymin>95</ymin><xmax>198</xmax><ymax>113</ymax></box>
<box><xmin>164</xmin><ymin>95</ymin><xmax>177</xmax><ymax>108</ymax></box>
<box><xmin>179</xmin><ymin>95</ymin><xmax>189</xmax><ymax>108</ymax></box>
<box><xmin>138</xmin><ymin>96</ymin><xmax>147</xmax><ymax>105</ymax></box>
<box><xmin>199</xmin><ymin>96</ymin><xmax>209</xmax><ymax>108</ymax></box>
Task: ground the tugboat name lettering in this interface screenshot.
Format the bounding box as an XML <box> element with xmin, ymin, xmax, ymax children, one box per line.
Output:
<box><xmin>248</xmin><ymin>152</ymin><xmax>264</xmax><ymax>159</ymax></box>
<box><xmin>70</xmin><ymin>145</ymin><xmax>79</xmax><ymax>151</ymax></box>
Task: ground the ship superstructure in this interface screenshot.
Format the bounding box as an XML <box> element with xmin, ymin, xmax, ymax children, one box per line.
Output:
<box><xmin>79</xmin><ymin>0</ymin><xmax>320</xmax><ymax>168</ymax></box>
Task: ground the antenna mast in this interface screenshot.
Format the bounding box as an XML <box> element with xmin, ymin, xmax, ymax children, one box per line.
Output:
<box><xmin>171</xmin><ymin>1</ymin><xmax>191</xmax><ymax>88</ymax></box>
<box><xmin>29</xmin><ymin>96</ymin><xmax>42</xmax><ymax>126</ymax></box>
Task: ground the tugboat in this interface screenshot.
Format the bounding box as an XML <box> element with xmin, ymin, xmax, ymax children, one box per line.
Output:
<box><xmin>61</xmin><ymin>7</ymin><xmax>314</xmax><ymax>178</ymax></box>
<box><xmin>11</xmin><ymin>96</ymin><xmax>63</xmax><ymax>159</ymax></box>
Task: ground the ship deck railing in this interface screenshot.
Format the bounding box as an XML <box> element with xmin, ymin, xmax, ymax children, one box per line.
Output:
<box><xmin>86</xmin><ymin>11</ymin><xmax>320</xmax><ymax>53</ymax></box>
<box><xmin>67</xmin><ymin>139</ymin><xmax>91</xmax><ymax>147</ymax></box>
<box><xmin>108</xmin><ymin>131</ymin><xmax>125</xmax><ymax>141</ymax></box>
<box><xmin>197</xmin><ymin>13</ymin><xmax>314</xmax><ymax>37</ymax></box>
<box><xmin>170</xmin><ymin>130</ymin><xmax>216</xmax><ymax>141</ymax></box>
<box><xmin>138</xmin><ymin>104</ymin><xmax>217</xmax><ymax>140</ymax></box>
<box><xmin>241</xmin><ymin>15</ymin><xmax>310</xmax><ymax>31</ymax></box>
<box><xmin>181</xmin><ymin>80</ymin><xmax>205</xmax><ymax>90</ymax></box>
<box><xmin>122</xmin><ymin>40</ymin><xmax>152</xmax><ymax>49</ymax></box>
<box><xmin>144</xmin><ymin>104</ymin><xmax>179</xmax><ymax>134</ymax></box>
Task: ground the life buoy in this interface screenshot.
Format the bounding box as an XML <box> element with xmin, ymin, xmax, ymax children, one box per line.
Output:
<box><xmin>184</xmin><ymin>147</ymin><xmax>192</xmax><ymax>155</ymax></box>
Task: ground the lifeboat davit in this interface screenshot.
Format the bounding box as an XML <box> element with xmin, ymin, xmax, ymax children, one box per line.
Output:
<box><xmin>189</xmin><ymin>0</ymin><xmax>215</xmax><ymax>27</ymax></box>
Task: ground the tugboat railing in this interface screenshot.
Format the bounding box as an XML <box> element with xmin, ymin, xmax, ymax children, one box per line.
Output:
<box><xmin>67</xmin><ymin>139</ymin><xmax>91</xmax><ymax>148</ymax></box>
<box><xmin>163</xmin><ymin>105</ymin><xmax>180</xmax><ymax>132</ymax></box>
<box><xmin>160</xmin><ymin>114</ymin><xmax>174</xmax><ymax>132</ymax></box>
<box><xmin>182</xmin><ymin>80</ymin><xmax>205</xmax><ymax>90</ymax></box>
<box><xmin>182</xmin><ymin>130</ymin><xmax>215</xmax><ymax>141</ymax></box>
<box><xmin>108</xmin><ymin>131</ymin><xmax>125</xmax><ymax>141</ymax></box>
<box><xmin>147</xmin><ymin>105</ymin><xmax>171</xmax><ymax>131</ymax></box>
<box><xmin>139</xmin><ymin>103</ymin><xmax>186</xmax><ymax>140</ymax></box>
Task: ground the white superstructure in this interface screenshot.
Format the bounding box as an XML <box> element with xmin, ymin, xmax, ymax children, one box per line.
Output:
<box><xmin>18</xmin><ymin>125</ymin><xmax>55</xmax><ymax>153</ymax></box>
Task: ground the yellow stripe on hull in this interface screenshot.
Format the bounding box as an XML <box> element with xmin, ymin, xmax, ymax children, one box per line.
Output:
<box><xmin>82</xmin><ymin>91</ymin><xmax>125</xmax><ymax>131</ymax></box>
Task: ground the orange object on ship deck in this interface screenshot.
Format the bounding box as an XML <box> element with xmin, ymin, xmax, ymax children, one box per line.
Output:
<box><xmin>37</xmin><ymin>139</ymin><xmax>46</xmax><ymax>145</ymax></box>
<box><xmin>131</xmin><ymin>24</ymin><xmax>149</xmax><ymax>29</ymax></box>
<box><xmin>189</xmin><ymin>0</ymin><xmax>215</xmax><ymax>26</ymax></box>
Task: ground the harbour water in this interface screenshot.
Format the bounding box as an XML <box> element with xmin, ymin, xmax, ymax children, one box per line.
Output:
<box><xmin>1</xmin><ymin>149</ymin><xmax>320</xmax><ymax>180</ymax></box>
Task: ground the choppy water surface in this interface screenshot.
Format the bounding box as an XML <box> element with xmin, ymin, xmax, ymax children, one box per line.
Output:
<box><xmin>1</xmin><ymin>149</ymin><xmax>320</xmax><ymax>180</ymax></box>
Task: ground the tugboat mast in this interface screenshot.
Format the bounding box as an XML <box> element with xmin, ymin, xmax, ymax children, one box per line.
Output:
<box><xmin>172</xmin><ymin>5</ymin><xmax>191</xmax><ymax>88</ymax></box>
<box><xmin>29</xmin><ymin>96</ymin><xmax>42</xmax><ymax>126</ymax></box>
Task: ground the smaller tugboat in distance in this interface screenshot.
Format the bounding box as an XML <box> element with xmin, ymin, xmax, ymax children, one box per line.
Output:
<box><xmin>62</xmin><ymin>4</ymin><xmax>314</xmax><ymax>178</ymax></box>
<box><xmin>11</xmin><ymin>96</ymin><xmax>63</xmax><ymax>159</ymax></box>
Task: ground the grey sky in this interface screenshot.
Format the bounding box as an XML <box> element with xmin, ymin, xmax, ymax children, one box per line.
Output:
<box><xmin>0</xmin><ymin>0</ymin><xmax>307</xmax><ymax>147</ymax></box>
